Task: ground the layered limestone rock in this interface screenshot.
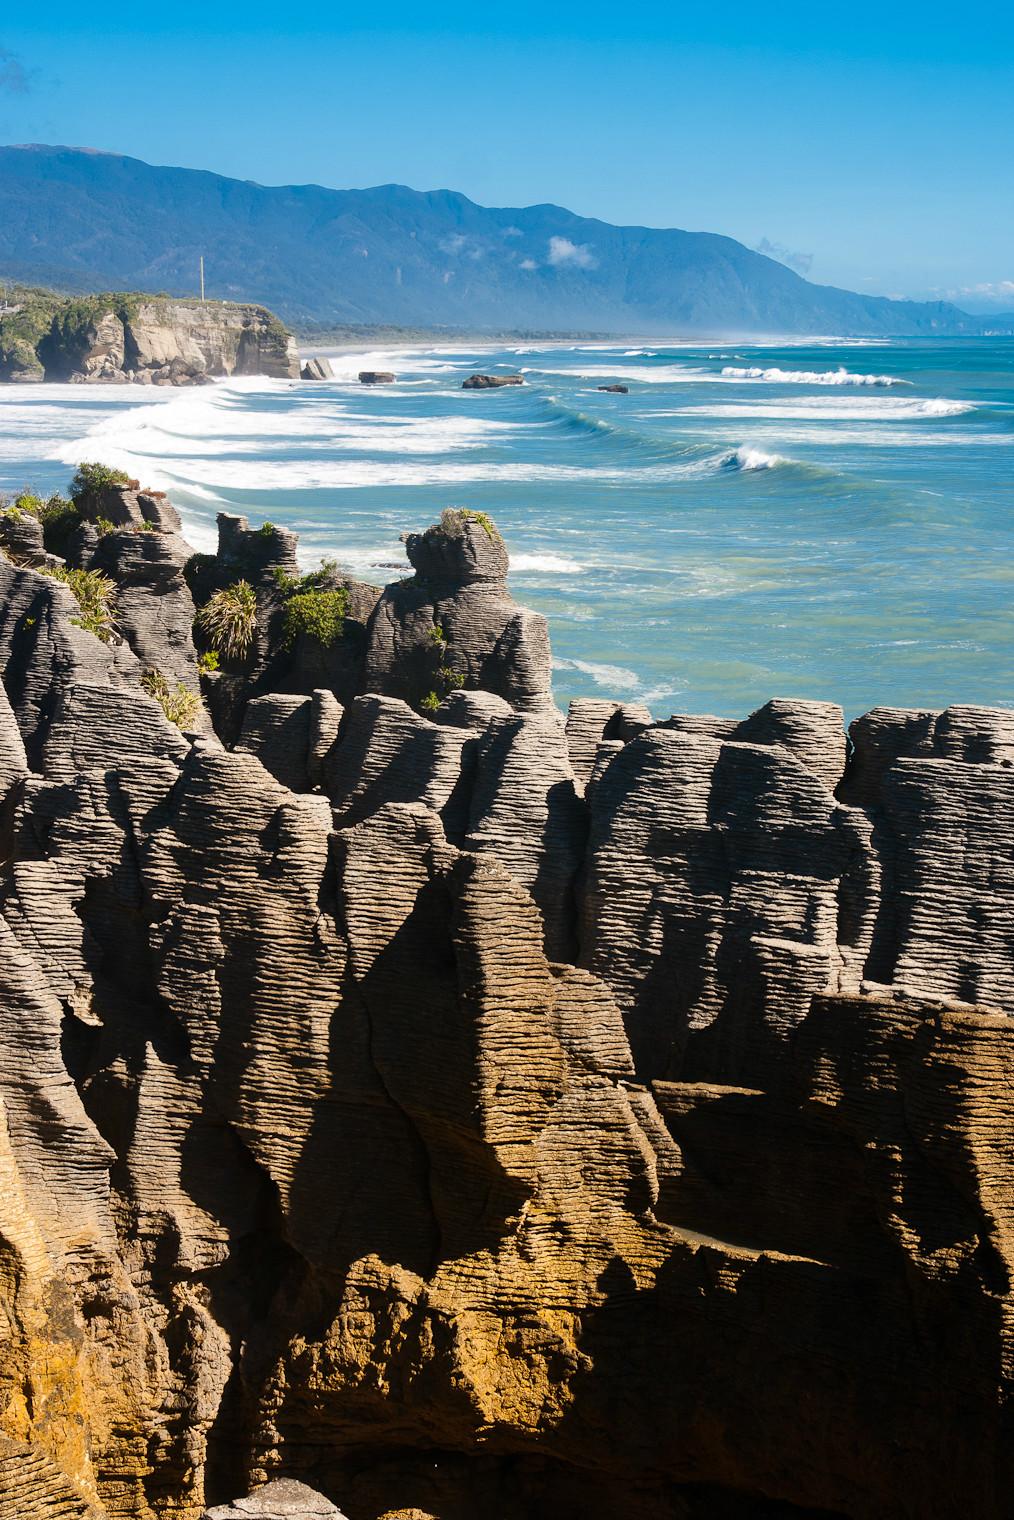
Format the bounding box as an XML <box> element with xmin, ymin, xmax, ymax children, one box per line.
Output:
<box><xmin>363</xmin><ymin>509</ymin><xmax>553</xmax><ymax>714</ymax></box>
<box><xmin>0</xmin><ymin>492</ymin><xmax>1012</xmax><ymax>1520</ymax></box>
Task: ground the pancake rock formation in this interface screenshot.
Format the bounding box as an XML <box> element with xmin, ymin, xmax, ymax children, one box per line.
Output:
<box><xmin>0</xmin><ymin>486</ymin><xmax>1011</xmax><ymax>1520</ymax></box>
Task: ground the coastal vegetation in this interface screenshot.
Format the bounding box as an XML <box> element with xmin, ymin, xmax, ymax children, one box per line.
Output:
<box><xmin>38</xmin><ymin>564</ymin><xmax>117</xmax><ymax>642</ymax></box>
<box><xmin>282</xmin><ymin>587</ymin><xmax>349</xmax><ymax>649</ymax></box>
<box><xmin>140</xmin><ymin>668</ymin><xmax>203</xmax><ymax>727</ymax></box>
<box><xmin>71</xmin><ymin>461</ymin><xmax>133</xmax><ymax>502</ymax></box>
<box><xmin>195</xmin><ymin>580</ymin><xmax>258</xmax><ymax>660</ymax></box>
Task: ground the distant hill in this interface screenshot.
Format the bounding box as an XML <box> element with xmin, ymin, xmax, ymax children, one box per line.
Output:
<box><xmin>0</xmin><ymin>143</ymin><xmax>998</xmax><ymax>337</ymax></box>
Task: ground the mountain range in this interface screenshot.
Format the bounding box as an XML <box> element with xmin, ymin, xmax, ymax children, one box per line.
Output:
<box><xmin>0</xmin><ymin>143</ymin><xmax>999</xmax><ymax>336</ymax></box>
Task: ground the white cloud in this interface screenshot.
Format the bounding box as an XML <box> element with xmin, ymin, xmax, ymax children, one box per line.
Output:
<box><xmin>519</xmin><ymin>258</ymin><xmax>538</xmax><ymax>271</ymax></box>
<box><xmin>502</xmin><ymin>225</ymin><xmax>523</xmax><ymax>239</ymax></box>
<box><xmin>949</xmin><ymin>280</ymin><xmax>1014</xmax><ymax>306</ymax></box>
<box><xmin>755</xmin><ymin>237</ymin><xmax>813</xmax><ymax>278</ymax></box>
<box><xmin>439</xmin><ymin>234</ymin><xmax>467</xmax><ymax>255</ymax></box>
<box><xmin>547</xmin><ymin>236</ymin><xmax>596</xmax><ymax>270</ymax></box>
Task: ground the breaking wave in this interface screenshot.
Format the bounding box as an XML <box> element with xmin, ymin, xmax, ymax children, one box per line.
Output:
<box><xmin>662</xmin><ymin>396</ymin><xmax>976</xmax><ymax>422</ymax></box>
<box><xmin>721</xmin><ymin>365</ymin><xmax>904</xmax><ymax>387</ymax></box>
<box><xmin>719</xmin><ymin>445</ymin><xmax>784</xmax><ymax>472</ymax></box>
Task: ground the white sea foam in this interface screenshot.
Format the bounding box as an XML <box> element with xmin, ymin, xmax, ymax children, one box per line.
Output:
<box><xmin>510</xmin><ymin>552</ymin><xmax>584</xmax><ymax>574</ymax></box>
<box><xmin>553</xmin><ymin>656</ymin><xmax>641</xmax><ymax>691</ymax></box>
<box><xmin>532</xmin><ymin>363</ymin><xmax>708</xmax><ymax>383</ymax></box>
<box><xmin>721</xmin><ymin>365</ymin><xmax>904</xmax><ymax>387</ymax></box>
<box><xmin>710</xmin><ymin>426</ymin><xmax>1008</xmax><ymax>449</ymax></box>
<box><xmin>332</xmin><ymin>544</ymin><xmax>411</xmax><ymax>577</ymax></box>
<box><xmin>312</xmin><ymin>348</ymin><xmax>481</xmax><ymax>380</ymax></box>
<box><xmin>50</xmin><ymin>383</ymin><xmax>529</xmax><ymax>482</ymax></box>
<box><xmin>661</xmin><ymin>396</ymin><xmax>975</xmax><ymax>421</ymax></box>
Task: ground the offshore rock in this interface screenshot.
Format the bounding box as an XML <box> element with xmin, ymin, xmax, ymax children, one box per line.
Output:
<box><xmin>301</xmin><ymin>357</ymin><xmax>335</xmax><ymax>380</ymax></box>
<box><xmin>461</xmin><ymin>372</ymin><xmax>524</xmax><ymax>388</ymax></box>
<box><xmin>597</xmin><ymin>383</ymin><xmax>629</xmax><ymax>393</ymax></box>
<box><xmin>358</xmin><ymin>371</ymin><xmax>396</xmax><ymax>384</ymax></box>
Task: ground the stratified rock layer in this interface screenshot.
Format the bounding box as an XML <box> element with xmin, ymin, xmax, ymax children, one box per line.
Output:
<box><xmin>0</xmin><ymin>496</ymin><xmax>1011</xmax><ymax>1520</ymax></box>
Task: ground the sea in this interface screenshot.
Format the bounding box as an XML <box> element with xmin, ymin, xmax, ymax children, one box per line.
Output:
<box><xmin>1</xmin><ymin>336</ymin><xmax>1011</xmax><ymax>722</ymax></box>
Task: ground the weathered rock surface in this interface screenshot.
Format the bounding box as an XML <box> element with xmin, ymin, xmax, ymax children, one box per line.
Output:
<box><xmin>0</xmin><ymin>489</ymin><xmax>1012</xmax><ymax>1520</ymax></box>
<box><xmin>358</xmin><ymin>371</ymin><xmax>395</xmax><ymax>384</ymax></box>
<box><xmin>204</xmin><ymin>1479</ymin><xmax>347</xmax><ymax>1518</ymax></box>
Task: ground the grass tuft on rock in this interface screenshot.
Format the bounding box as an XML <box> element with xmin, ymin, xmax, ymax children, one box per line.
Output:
<box><xmin>141</xmin><ymin>670</ymin><xmax>203</xmax><ymax>728</ymax></box>
<box><xmin>39</xmin><ymin>565</ymin><xmax>117</xmax><ymax>643</ymax></box>
<box><xmin>195</xmin><ymin>580</ymin><xmax>258</xmax><ymax>660</ymax></box>
<box><xmin>441</xmin><ymin>506</ymin><xmax>499</xmax><ymax>541</ymax></box>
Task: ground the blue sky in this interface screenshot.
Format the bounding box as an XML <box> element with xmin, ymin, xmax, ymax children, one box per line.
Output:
<box><xmin>2</xmin><ymin>1</ymin><xmax>1013</xmax><ymax>306</ymax></box>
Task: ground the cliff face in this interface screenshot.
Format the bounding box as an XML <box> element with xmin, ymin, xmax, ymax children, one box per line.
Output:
<box><xmin>0</xmin><ymin>287</ymin><xmax>299</xmax><ymax>384</ymax></box>
<box><xmin>0</xmin><ymin>493</ymin><xmax>1012</xmax><ymax>1520</ymax></box>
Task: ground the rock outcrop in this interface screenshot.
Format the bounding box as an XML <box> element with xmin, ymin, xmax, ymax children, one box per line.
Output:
<box><xmin>0</xmin><ymin>286</ymin><xmax>299</xmax><ymax>384</ymax></box>
<box><xmin>0</xmin><ymin>486</ymin><xmax>1012</xmax><ymax>1520</ymax></box>
<box><xmin>358</xmin><ymin>371</ymin><xmax>395</xmax><ymax>385</ymax></box>
<box><xmin>301</xmin><ymin>358</ymin><xmax>334</xmax><ymax>381</ymax></box>
<box><xmin>203</xmin><ymin>1480</ymin><xmax>347</xmax><ymax>1518</ymax></box>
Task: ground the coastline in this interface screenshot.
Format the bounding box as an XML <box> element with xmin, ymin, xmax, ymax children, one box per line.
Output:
<box><xmin>2</xmin><ymin>336</ymin><xmax>1011</xmax><ymax>723</ymax></box>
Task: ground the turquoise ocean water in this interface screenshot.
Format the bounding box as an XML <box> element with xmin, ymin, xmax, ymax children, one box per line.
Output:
<box><xmin>1</xmin><ymin>337</ymin><xmax>1011</xmax><ymax>719</ymax></box>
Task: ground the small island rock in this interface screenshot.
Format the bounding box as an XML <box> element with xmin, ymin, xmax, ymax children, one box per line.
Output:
<box><xmin>462</xmin><ymin>372</ymin><xmax>524</xmax><ymax>388</ymax></box>
<box><xmin>301</xmin><ymin>357</ymin><xmax>334</xmax><ymax>380</ymax></box>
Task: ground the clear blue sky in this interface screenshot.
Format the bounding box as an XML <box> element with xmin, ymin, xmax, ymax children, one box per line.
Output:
<box><xmin>3</xmin><ymin>1</ymin><xmax>1013</xmax><ymax>306</ymax></box>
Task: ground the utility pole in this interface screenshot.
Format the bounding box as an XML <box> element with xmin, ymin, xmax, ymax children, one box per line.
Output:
<box><xmin>199</xmin><ymin>256</ymin><xmax>205</xmax><ymax>302</ymax></box>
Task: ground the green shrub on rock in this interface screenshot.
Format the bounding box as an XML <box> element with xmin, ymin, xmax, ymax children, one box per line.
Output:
<box><xmin>70</xmin><ymin>462</ymin><xmax>132</xmax><ymax>503</ymax></box>
<box><xmin>282</xmin><ymin>587</ymin><xmax>349</xmax><ymax>649</ymax></box>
